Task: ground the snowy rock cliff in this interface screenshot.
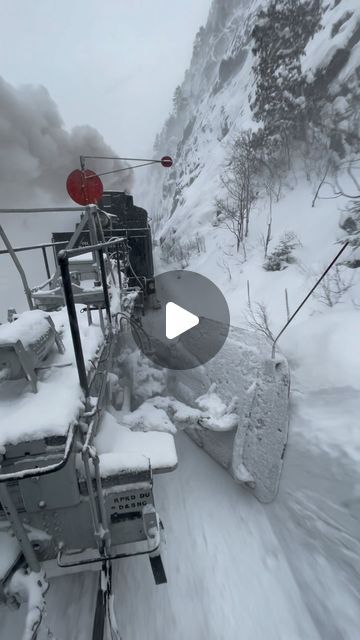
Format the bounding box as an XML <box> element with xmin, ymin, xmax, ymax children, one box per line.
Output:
<box><xmin>137</xmin><ymin>0</ymin><xmax>360</xmax><ymax>481</ymax></box>
<box><xmin>139</xmin><ymin>0</ymin><xmax>360</xmax><ymax>248</ymax></box>
<box><xmin>134</xmin><ymin>6</ymin><xmax>360</xmax><ymax>633</ymax></box>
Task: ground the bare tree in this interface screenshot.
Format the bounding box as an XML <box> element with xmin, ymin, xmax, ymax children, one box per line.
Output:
<box><xmin>160</xmin><ymin>233</ymin><xmax>206</xmax><ymax>266</ymax></box>
<box><xmin>334</xmin><ymin>158</ymin><xmax>360</xmax><ymax>199</ymax></box>
<box><xmin>215</xmin><ymin>131</ymin><xmax>258</xmax><ymax>251</ymax></box>
<box><xmin>315</xmin><ymin>265</ymin><xmax>354</xmax><ymax>307</ymax></box>
<box><xmin>256</xmin><ymin>155</ymin><xmax>286</xmax><ymax>258</ymax></box>
<box><xmin>244</xmin><ymin>301</ymin><xmax>275</xmax><ymax>342</ymax></box>
<box><xmin>312</xmin><ymin>160</ymin><xmax>330</xmax><ymax>207</ymax></box>
<box><xmin>259</xmin><ymin>207</ymin><xmax>272</xmax><ymax>259</ymax></box>
<box><xmin>314</xmin><ymin>157</ymin><xmax>360</xmax><ymax>202</ymax></box>
<box><xmin>217</xmin><ymin>257</ymin><xmax>232</xmax><ymax>281</ymax></box>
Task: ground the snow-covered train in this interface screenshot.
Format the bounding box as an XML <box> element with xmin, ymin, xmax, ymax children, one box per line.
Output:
<box><xmin>0</xmin><ymin>195</ymin><xmax>175</xmax><ymax>639</ymax></box>
<box><xmin>52</xmin><ymin>191</ymin><xmax>156</xmax><ymax>296</ymax></box>
<box><xmin>0</xmin><ymin>190</ymin><xmax>290</xmax><ymax>639</ymax></box>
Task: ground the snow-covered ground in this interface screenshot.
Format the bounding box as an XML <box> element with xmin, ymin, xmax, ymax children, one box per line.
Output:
<box><xmin>130</xmin><ymin>175</ymin><xmax>360</xmax><ymax>638</ymax></box>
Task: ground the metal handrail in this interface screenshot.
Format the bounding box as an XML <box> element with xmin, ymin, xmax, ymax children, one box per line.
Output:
<box><xmin>0</xmin><ymin>230</ymin><xmax>126</xmax><ymax>481</ymax></box>
<box><xmin>57</xmin><ymin>530</ymin><xmax>160</xmax><ymax>568</ymax></box>
<box><xmin>0</xmin><ymin>240</ymin><xmax>68</xmax><ymax>254</ymax></box>
<box><xmin>0</xmin><ymin>423</ymin><xmax>77</xmax><ymax>483</ymax></box>
<box><xmin>58</xmin><ymin>237</ymin><xmax>127</xmax><ymax>396</ymax></box>
<box><xmin>0</xmin><ymin>207</ymin><xmax>83</xmax><ymax>213</ymax></box>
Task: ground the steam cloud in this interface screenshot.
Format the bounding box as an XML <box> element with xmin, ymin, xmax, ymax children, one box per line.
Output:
<box><xmin>0</xmin><ymin>75</ymin><xmax>133</xmax><ymax>206</ymax></box>
<box><xmin>0</xmin><ymin>76</ymin><xmax>133</xmax><ymax>319</ymax></box>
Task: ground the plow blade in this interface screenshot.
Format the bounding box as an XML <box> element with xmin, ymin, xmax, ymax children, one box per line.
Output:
<box><xmin>169</xmin><ymin>326</ymin><xmax>290</xmax><ymax>503</ymax></box>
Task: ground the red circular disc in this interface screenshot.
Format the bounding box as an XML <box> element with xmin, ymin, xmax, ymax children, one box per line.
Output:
<box><xmin>66</xmin><ymin>169</ymin><xmax>104</xmax><ymax>205</ymax></box>
<box><xmin>160</xmin><ymin>155</ymin><xmax>173</xmax><ymax>168</ymax></box>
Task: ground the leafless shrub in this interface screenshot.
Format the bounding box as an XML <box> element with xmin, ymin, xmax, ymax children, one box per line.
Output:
<box><xmin>160</xmin><ymin>232</ymin><xmax>206</xmax><ymax>266</ymax></box>
<box><xmin>314</xmin><ymin>265</ymin><xmax>354</xmax><ymax>307</ymax></box>
<box><xmin>217</xmin><ymin>257</ymin><xmax>232</xmax><ymax>281</ymax></box>
<box><xmin>244</xmin><ymin>301</ymin><xmax>275</xmax><ymax>342</ymax></box>
<box><xmin>314</xmin><ymin>157</ymin><xmax>360</xmax><ymax>202</ymax></box>
<box><xmin>312</xmin><ymin>160</ymin><xmax>331</xmax><ymax>207</ymax></box>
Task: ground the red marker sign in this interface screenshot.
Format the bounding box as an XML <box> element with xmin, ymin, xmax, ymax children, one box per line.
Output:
<box><xmin>160</xmin><ymin>156</ymin><xmax>173</xmax><ymax>168</ymax></box>
<box><xmin>66</xmin><ymin>169</ymin><xmax>104</xmax><ymax>205</ymax></box>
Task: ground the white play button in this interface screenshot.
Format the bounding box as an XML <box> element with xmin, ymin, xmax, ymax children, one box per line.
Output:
<box><xmin>131</xmin><ymin>270</ymin><xmax>230</xmax><ymax>370</ymax></box>
<box><xmin>165</xmin><ymin>302</ymin><xmax>199</xmax><ymax>340</ymax></box>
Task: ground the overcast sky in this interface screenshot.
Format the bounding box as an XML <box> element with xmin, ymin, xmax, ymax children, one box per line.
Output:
<box><xmin>1</xmin><ymin>0</ymin><xmax>212</xmax><ymax>157</ymax></box>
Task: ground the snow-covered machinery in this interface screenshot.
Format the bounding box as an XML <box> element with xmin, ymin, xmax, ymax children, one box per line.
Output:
<box><xmin>0</xmin><ymin>200</ymin><xmax>177</xmax><ymax>639</ymax></box>
<box><xmin>32</xmin><ymin>191</ymin><xmax>156</xmax><ymax>313</ymax></box>
<box><xmin>0</xmin><ymin>311</ymin><xmax>65</xmax><ymax>391</ymax></box>
<box><xmin>0</xmin><ymin>186</ymin><xmax>290</xmax><ymax>638</ymax></box>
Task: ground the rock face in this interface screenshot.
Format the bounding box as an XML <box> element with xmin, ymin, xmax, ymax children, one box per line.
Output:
<box><xmin>139</xmin><ymin>0</ymin><xmax>360</xmax><ymax>248</ymax></box>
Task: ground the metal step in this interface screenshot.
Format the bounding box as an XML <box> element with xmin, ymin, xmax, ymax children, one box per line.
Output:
<box><xmin>149</xmin><ymin>554</ymin><xmax>167</xmax><ymax>585</ymax></box>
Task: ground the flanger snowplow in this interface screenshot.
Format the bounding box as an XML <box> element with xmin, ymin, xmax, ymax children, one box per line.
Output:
<box><xmin>0</xmin><ymin>159</ymin><xmax>290</xmax><ymax>639</ymax></box>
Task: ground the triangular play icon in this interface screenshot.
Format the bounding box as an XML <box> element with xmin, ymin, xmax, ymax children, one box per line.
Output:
<box><xmin>165</xmin><ymin>302</ymin><xmax>199</xmax><ymax>340</ymax></box>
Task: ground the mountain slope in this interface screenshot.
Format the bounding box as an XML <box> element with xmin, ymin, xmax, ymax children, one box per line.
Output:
<box><xmin>133</xmin><ymin>2</ymin><xmax>360</xmax><ymax>636</ymax></box>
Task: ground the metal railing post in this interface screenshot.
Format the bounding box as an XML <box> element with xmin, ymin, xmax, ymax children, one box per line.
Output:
<box><xmin>95</xmin><ymin>210</ymin><xmax>116</xmax><ymax>285</ymax></box>
<box><xmin>0</xmin><ymin>225</ymin><xmax>34</xmax><ymax>310</ymax></box>
<box><xmin>115</xmin><ymin>245</ymin><xmax>122</xmax><ymax>288</ymax></box>
<box><xmin>98</xmin><ymin>249</ymin><xmax>112</xmax><ymax>329</ymax></box>
<box><xmin>87</xmin><ymin>205</ymin><xmax>102</xmax><ymax>280</ymax></box>
<box><xmin>58</xmin><ymin>251</ymin><xmax>89</xmax><ymax>396</ymax></box>
<box><xmin>0</xmin><ymin>484</ymin><xmax>40</xmax><ymax>573</ymax></box>
<box><xmin>41</xmin><ymin>246</ymin><xmax>51</xmax><ymax>279</ymax></box>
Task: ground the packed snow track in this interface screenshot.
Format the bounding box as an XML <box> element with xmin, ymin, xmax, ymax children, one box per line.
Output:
<box><xmin>2</xmin><ymin>423</ymin><xmax>359</xmax><ymax>640</ymax></box>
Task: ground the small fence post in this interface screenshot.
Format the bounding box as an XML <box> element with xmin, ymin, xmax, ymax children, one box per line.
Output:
<box><xmin>272</xmin><ymin>242</ymin><xmax>349</xmax><ymax>358</ymax></box>
<box><xmin>98</xmin><ymin>249</ymin><xmax>112</xmax><ymax>330</ymax></box>
<box><xmin>247</xmin><ymin>279</ymin><xmax>251</xmax><ymax>309</ymax></box>
<box><xmin>115</xmin><ymin>245</ymin><xmax>122</xmax><ymax>288</ymax></box>
<box><xmin>0</xmin><ymin>225</ymin><xmax>34</xmax><ymax>310</ymax></box>
<box><xmin>285</xmin><ymin>288</ymin><xmax>290</xmax><ymax>321</ymax></box>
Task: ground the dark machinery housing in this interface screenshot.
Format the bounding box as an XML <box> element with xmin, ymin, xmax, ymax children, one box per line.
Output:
<box><xmin>52</xmin><ymin>191</ymin><xmax>156</xmax><ymax>297</ymax></box>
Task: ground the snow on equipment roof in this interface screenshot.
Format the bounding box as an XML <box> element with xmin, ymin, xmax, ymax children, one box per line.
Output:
<box><xmin>0</xmin><ymin>310</ymin><xmax>51</xmax><ymax>348</ymax></box>
<box><xmin>92</xmin><ymin>412</ymin><xmax>178</xmax><ymax>476</ymax></box>
<box><xmin>0</xmin><ymin>307</ymin><xmax>103</xmax><ymax>447</ymax></box>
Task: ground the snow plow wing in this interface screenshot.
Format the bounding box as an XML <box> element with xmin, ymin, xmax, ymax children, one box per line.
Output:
<box><xmin>169</xmin><ymin>326</ymin><xmax>290</xmax><ymax>503</ymax></box>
